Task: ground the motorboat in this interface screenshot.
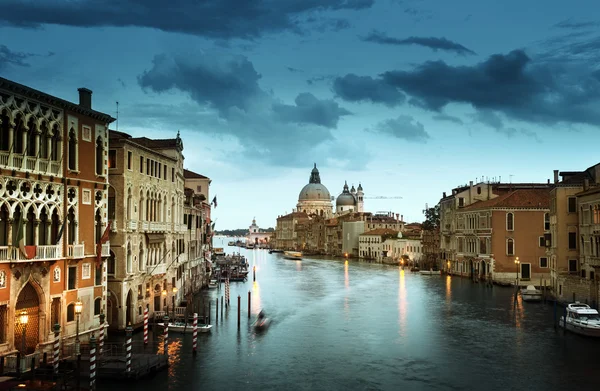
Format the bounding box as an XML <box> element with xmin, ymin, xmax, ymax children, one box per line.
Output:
<box><xmin>283</xmin><ymin>251</ymin><xmax>302</xmax><ymax>260</ymax></box>
<box><xmin>157</xmin><ymin>321</ymin><xmax>212</xmax><ymax>333</ymax></box>
<box><xmin>520</xmin><ymin>285</ymin><xmax>542</xmax><ymax>302</ymax></box>
<box><xmin>419</xmin><ymin>269</ymin><xmax>441</xmax><ymax>276</ymax></box>
<box><xmin>268</xmin><ymin>249</ymin><xmax>284</xmax><ymax>254</ymax></box>
<box><xmin>253</xmin><ymin>311</ymin><xmax>271</xmax><ymax>331</ymax></box>
<box><xmin>208</xmin><ymin>279</ymin><xmax>218</xmax><ymax>289</ymax></box>
<box><xmin>558</xmin><ymin>302</ymin><xmax>600</xmax><ymax>337</ymax></box>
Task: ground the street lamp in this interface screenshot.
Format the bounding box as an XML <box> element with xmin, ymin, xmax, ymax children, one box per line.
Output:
<box><xmin>514</xmin><ymin>257</ymin><xmax>520</xmax><ymax>287</ymax></box>
<box><xmin>75</xmin><ymin>299</ymin><xmax>83</xmax><ymax>355</ymax></box>
<box><xmin>19</xmin><ymin>310</ymin><xmax>28</xmax><ymax>354</ymax></box>
<box><xmin>172</xmin><ymin>287</ymin><xmax>178</xmax><ymax>317</ymax></box>
<box><xmin>447</xmin><ymin>260</ymin><xmax>451</xmax><ymax>275</ymax></box>
<box><xmin>162</xmin><ymin>289</ymin><xmax>167</xmax><ymax>313</ymax></box>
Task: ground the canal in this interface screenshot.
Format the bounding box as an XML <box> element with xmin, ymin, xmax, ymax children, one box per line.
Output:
<box><xmin>103</xmin><ymin>239</ymin><xmax>600</xmax><ymax>390</ymax></box>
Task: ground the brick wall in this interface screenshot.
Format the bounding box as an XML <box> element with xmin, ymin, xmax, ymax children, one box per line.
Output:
<box><xmin>556</xmin><ymin>274</ymin><xmax>600</xmax><ymax>308</ymax></box>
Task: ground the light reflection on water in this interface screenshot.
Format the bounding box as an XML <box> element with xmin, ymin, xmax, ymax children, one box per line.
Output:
<box><xmin>104</xmin><ymin>238</ymin><xmax>600</xmax><ymax>391</ymax></box>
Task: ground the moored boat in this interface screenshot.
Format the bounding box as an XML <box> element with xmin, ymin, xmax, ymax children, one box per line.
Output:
<box><xmin>283</xmin><ymin>251</ymin><xmax>302</xmax><ymax>260</ymax></box>
<box><xmin>558</xmin><ymin>302</ymin><xmax>600</xmax><ymax>337</ymax></box>
<box><xmin>208</xmin><ymin>279</ymin><xmax>218</xmax><ymax>289</ymax></box>
<box><xmin>520</xmin><ymin>285</ymin><xmax>542</xmax><ymax>302</ymax></box>
<box><xmin>157</xmin><ymin>322</ymin><xmax>212</xmax><ymax>333</ymax></box>
<box><xmin>419</xmin><ymin>269</ymin><xmax>441</xmax><ymax>275</ymax></box>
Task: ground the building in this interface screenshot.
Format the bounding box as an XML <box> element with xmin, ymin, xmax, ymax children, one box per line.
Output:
<box><xmin>106</xmin><ymin>130</ymin><xmax>201</xmax><ymax>330</ymax></box>
<box><xmin>421</xmin><ymin>228</ymin><xmax>440</xmax><ymax>269</ymax></box>
<box><xmin>183</xmin><ymin>169</ymin><xmax>213</xmax><ymax>257</ymax></box>
<box><xmin>246</xmin><ymin>218</ymin><xmax>272</xmax><ymax>246</ymax></box>
<box><xmin>383</xmin><ymin>233</ymin><xmax>423</xmax><ymax>266</ymax></box>
<box><xmin>358</xmin><ymin>228</ymin><xmax>399</xmax><ymax>262</ymax></box>
<box><xmin>274</xmin><ymin>212</ymin><xmax>309</xmax><ymax>251</ymax></box>
<box><xmin>335</xmin><ymin>182</ymin><xmax>364</xmax><ymax>214</ymax></box>
<box><xmin>0</xmin><ymin>77</ymin><xmax>114</xmax><ymax>356</ymax></box>
<box><xmin>296</xmin><ymin>164</ymin><xmax>333</xmax><ymax>218</ymax></box>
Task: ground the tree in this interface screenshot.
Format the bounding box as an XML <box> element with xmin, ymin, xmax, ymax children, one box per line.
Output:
<box><xmin>422</xmin><ymin>205</ymin><xmax>440</xmax><ymax>231</ymax></box>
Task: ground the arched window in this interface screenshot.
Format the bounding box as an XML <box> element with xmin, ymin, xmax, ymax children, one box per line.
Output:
<box><xmin>50</xmin><ymin>124</ymin><xmax>60</xmax><ymax>161</ymax></box>
<box><xmin>68</xmin><ymin>128</ymin><xmax>77</xmax><ymax>170</ymax></box>
<box><xmin>108</xmin><ymin>251</ymin><xmax>116</xmax><ymax>275</ymax></box>
<box><xmin>39</xmin><ymin>208</ymin><xmax>49</xmax><ymax>245</ymax></box>
<box><xmin>0</xmin><ymin>204</ymin><xmax>8</xmax><ymax>246</ymax></box>
<box><xmin>50</xmin><ymin>209</ymin><xmax>60</xmax><ymax>244</ymax></box>
<box><xmin>26</xmin><ymin>116</ymin><xmax>36</xmax><ymax>157</ymax></box>
<box><xmin>108</xmin><ymin>187</ymin><xmax>115</xmax><ymax>221</ymax></box>
<box><xmin>39</xmin><ymin>122</ymin><xmax>49</xmax><ymax>159</ymax></box>
<box><xmin>506</xmin><ymin>212</ymin><xmax>514</xmax><ymax>231</ymax></box>
<box><xmin>507</xmin><ymin>238</ymin><xmax>514</xmax><ymax>255</ymax></box>
<box><xmin>26</xmin><ymin>206</ymin><xmax>35</xmax><ymax>245</ymax></box>
<box><xmin>67</xmin><ymin>207</ymin><xmax>76</xmax><ymax>245</ymax></box>
<box><xmin>96</xmin><ymin>136</ymin><xmax>103</xmax><ymax>175</ymax></box>
<box><xmin>544</xmin><ymin>212</ymin><xmax>550</xmax><ymax>230</ymax></box>
<box><xmin>95</xmin><ymin>209</ymin><xmax>102</xmax><ymax>244</ymax></box>
<box><xmin>139</xmin><ymin>247</ymin><xmax>144</xmax><ymax>271</ymax></box>
<box><xmin>67</xmin><ymin>303</ymin><xmax>75</xmax><ymax>322</ymax></box>
<box><xmin>0</xmin><ymin>109</ymin><xmax>9</xmax><ymax>151</ymax></box>
<box><xmin>14</xmin><ymin>115</ymin><xmax>24</xmax><ymax>154</ymax></box>
<box><xmin>126</xmin><ymin>244</ymin><xmax>132</xmax><ymax>274</ymax></box>
<box><xmin>94</xmin><ymin>298</ymin><xmax>101</xmax><ymax>315</ymax></box>
<box><xmin>127</xmin><ymin>189</ymin><xmax>132</xmax><ymax>220</ymax></box>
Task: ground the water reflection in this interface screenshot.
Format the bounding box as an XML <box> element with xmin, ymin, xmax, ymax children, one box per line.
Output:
<box><xmin>252</xmin><ymin>281</ymin><xmax>261</xmax><ymax>314</ymax></box>
<box><xmin>296</xmin><ymin>261</ymin><xmax>302</xmax><ymax>271</ymax></box>
<box><xmin>445</xmin><ymin>275</ymin><xmax>452</xmax><ymax>304</ymax></box>
<box><xmin>398</xmin><ymin>268</ymin><xmax>407</xmax><ymax>337</ymax></box>
<box><xmin>344</xmin><ymin>261</ymin><xmax>349</xmax><ymax>290</ymax></box>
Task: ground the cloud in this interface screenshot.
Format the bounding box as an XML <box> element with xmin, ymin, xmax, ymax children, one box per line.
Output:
<box><xmin>362</xmin><ymin>31</ymin><xmax>476</xmax><ymax>55</ymax></box>
<box><xmin>135</xmin><ymin>51</ymin><xmax>361</xmax><ymax>168</ymax></box>
<box><xmin>0</xmin><ymin>44</ymin><xmax>33</xmax><ymax>71</ymax></box>
<box><xmin>273</xmin><ymin>92</ymin><xmax>351</xmax><ymax>128</ymax></box>
<box><xmin>432</xmin><ymin>114</ymin><xmax>463</xmax><ymax>125</ymax></box>
<box><xmin>334</xmin><ymin>49</ymin><xmax>600</xmax><ymax>127</ymax></box>
<box><xmin>554</xmin><ymin>19</ymin><xmax>599</xmax><ymax>30</ymax></box>
<box><xmin>0</xmin><ymin>0</ymin><xmax>374</xmax><ymax>39</ymax></box>
<box><xmin>287</xmin><ymin>66</ymin><xmax>303</xmax><ymax>73</ymax></box>
<box><xmin>332</xmin><ymin>74</ymin><xmax>405</xmax><ymax>106</ymax></box>
<box><xmin>370</xmin><ymin>115</ymin><xmax>429</xmax><ymax>143</ymax></box>
<box><xmin>307</xmin><ymin>75</ymin><xmax>334</xmax><ymax>85</ymax></box>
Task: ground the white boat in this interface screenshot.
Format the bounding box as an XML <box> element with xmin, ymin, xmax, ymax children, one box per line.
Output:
<box><xmin>520</xmin><ymin>285</ymin><xmax>542</xmax><ymax>302</ymax></box>
<box><xmin>558</xmin><ymin>302</ymin><xmax>600</xmax><ymax>337</ymax></box>
<box><xmin>419</xmin><ymin>269</ymin><xmax>441</xmax><ymax>275</ymax></box>
<box><xmin>208</xmin><ymin>279</ymin><xmax>218</xmax><ymax>289</ymax></box>
<box><xmin>253</xmin><ymin>311</ymin><xmax>271</xmax><ymax>331</ymax></box>
<box><xmin>283</xmin><ymin>251</ymin><xmax>302</xmax><ymax>260</ymax></box>
<box><xmin>158</xmin><ymin>322</ymin><xmax>212</xmax><ymax>333</ymax></box>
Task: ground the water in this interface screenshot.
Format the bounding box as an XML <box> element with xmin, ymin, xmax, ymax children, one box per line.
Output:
<box><xmin>103</xmin><ymin>239</ymin><xmax>600</xmax><ymax>391</ymax></box>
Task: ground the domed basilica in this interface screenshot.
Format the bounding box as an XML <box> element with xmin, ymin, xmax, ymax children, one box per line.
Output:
<box><xmin>296</xmin><ymin>164</ymin><xmax>363</xmax><ymax>218</ymax></box>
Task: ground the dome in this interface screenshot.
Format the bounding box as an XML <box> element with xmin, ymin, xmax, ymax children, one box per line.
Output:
<box><xmin>336</xmin><ymin>181</ymin><xmax>356</xmax><ymax>207</ymax></box>
<box><xmin>298</xmin><ymin>183</ymin><xmax>331</xmax><ymax>201</ymax></box>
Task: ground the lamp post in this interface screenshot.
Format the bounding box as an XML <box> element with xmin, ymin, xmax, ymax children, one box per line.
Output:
<box><xmin>162</xmin><ymin>289</ymin><xmax>167</xmax><ymax>314</ymax></box>
<box><xmin>514</xmin><ymin>257</ymin><xmax>520</xmax><ymax>288</ymax></box>
<box><xmin>172</xmin><ymin>287</ymin><xmax>178</xmax><ymax>318</ymax></box>
<box><xmin>75</xmin><ymin>299</ymin><xmax>83</xmax><ymax>355</ymax></box>
<box><xmin>19</xmin><ymin>310</ymin><xmax>28</xmax><ymax>354</ymax></box>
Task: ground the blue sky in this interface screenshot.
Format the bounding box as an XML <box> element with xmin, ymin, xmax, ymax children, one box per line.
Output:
<box><xmin>1</xmin><ymin>0</ymin><xmax>599</xmax><ymax>229</ymax></box>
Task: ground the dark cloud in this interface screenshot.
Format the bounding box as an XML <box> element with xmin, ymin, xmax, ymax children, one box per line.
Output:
<box><xmin>554</xmin><ymin>19</ymin><xmax>599</xmax><ymax>30</ymax></box>
<box><xmin>306</xmin><ymin>75</ymin><xmax>334</xmax><ymax>85</ymax></box>
<box><xmin>334</xmin><ymin>49</ymin><xmax>600</xmax><ymax>127</ymax></box>
<box><xmin>273</xmin><ymin>92</ymin><xmax>351</xmax><ymax>128</ymax></box>
<box><xmin>432</xmin><ymin>114</ymin><xmax>463</xmax><ymax>125</ymax></box>
<box><xmin>0</xmin><ymin>0</ymin><xmax>373</xmax><ymax>39</ymax></box>
<box><xmin>332</xmin><ymin>74</ymin><xmax>405</xmax><ymax>106</ymax></box>
<box><xmin>370</xmin><ymin>116</ymin><xmax>429</xmax><ymax>143</ymax></box>
<box><xmin>0</xmin><ymin>44</ymin><xmax>32</xmax><ymax>70</ymax></box>
<box><xmin>362</xmin><ymin>31</ymin><xmax>476</xmax><ymax>55</ymax></box>
<box><xmin>117</xmin><ymin>78</ymin><xmax>126</xmax><ymax>88</ymax></box>
<box><xmin>138</xmin><ymin>52</ymin><xmax>264</xmax><ymax>117</ymax></box>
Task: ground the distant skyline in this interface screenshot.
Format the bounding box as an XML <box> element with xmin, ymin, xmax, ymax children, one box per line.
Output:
<box><xmin>1</xmin><ymin>0</ymin><xmax>599</xmax><ymax>229</ymax></box>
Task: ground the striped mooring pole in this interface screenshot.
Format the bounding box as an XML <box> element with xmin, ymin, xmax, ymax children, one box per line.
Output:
<box><xmin>89</xmin><ymin>334</ymin><xmax>97</xmax><ymax>390</ymax></box>
<box><xmin>99</xmin><ymin>313</ymin><xmax>105</xmax><ymax>356</ymax></box>
<box><xmin>143</xmin><ymin>307</ymin><xmax>149</xmax><ymax>346</ymax></box>
<box><xmin>225</xmin><ymin>278</ymin><xmax>230</xmax><ymax>306</ymax></box>
<box><xmin>163</xmin><ymin>315</ymin><xmax>169</xmax><ymax>359</ymax></box>
<box><xmin>192</xmin><ymin>313</ymin><xmax>198</xmax><ymax>356</ymax></box>
<box><xmin>125</xmin><ymin>325</ymin><xmax>133</xmax><ymax>373</ymax></box>
<box><xmin>52</xmin><ymin>323</ymin><xmax>60</xmax><ymax>375</ymax></box>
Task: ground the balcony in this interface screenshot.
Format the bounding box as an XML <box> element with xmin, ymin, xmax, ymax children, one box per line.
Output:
<box><xmin>67</xmin><ymin>243</ymin><xmax>85</xmax><ymax>258</ymax></box>
<box><xmin>0</xmin><ymin>245</ymin><xmax>62</xmax><ymax>262</ymax></box>
<box><xmin>127</xmin><ymin>220</ymin><xmax>138</xmax><ymax>231</ymax></box>
<box><xmin>0</xmin><ymin>152</ymin><xmax>62</xmax><ymax>176</ymax></box>
<box><xmin>147</xmin><ymin>262</ymin><xmax>166</xmax><ymax>276</ymax></box>
<box><xmin>101</xmin><ymin>242</ymin><xmax>110</xmax><ymax>257</ymax></box>
<box><xmin>141</xmin><ymin>221</ymin><xmax>149</xmax><ymax>231</ymax></box>
<box><xmin>588</xmin><ymin>257</ymin><xmax>600</xmax><ymax>268</ymax></box>
<box><xmin>149</xmin><ymin>222</ymin><xmax>167</xmax><ymax>232</ymax></box>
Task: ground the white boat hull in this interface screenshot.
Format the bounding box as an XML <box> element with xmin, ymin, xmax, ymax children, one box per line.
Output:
<box><xmin>419</xmin><ymin>270</ymin><xmax>441</xmax><ymax>275</ymax></box>
<box><xmin>283</xmin><ymin>251</ymin><xmax>302</xmax><ymax>260</ymax></box>
<box><xmin>559</xmin><ymin>318</ymin><xmax>600</xmax><ymax>337</ymax></box>
<box><xmin>521</xmin><ymin>292</ymin><xmax>542</xmax><ymax>302</ymax></box>
<box><xmin>158</xmin><ymin>322</ymin><xmax>212</xmax><ymax>333</ymax></box>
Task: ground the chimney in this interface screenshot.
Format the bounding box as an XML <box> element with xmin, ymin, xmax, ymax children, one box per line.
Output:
<box><xmin>443</xmin><ymin>192</ymin><xmax>447</xmax><ymax>198</ymax></box>
<box><xmin>553</xmin><ymin>170</ymin><xmax>559</xmax><ymax>184</ymax></box>
<box><xmin>401</xmin><ymin>214</ymin><xmax>403</xmax><ymax>222</ymax></box>
<box><xmin>78</xmin><ymin>88</ymin><xmax>92</xmax><ymax>109</ymax></box>
<box><xmin>547</xmin><ymin>179</ymin><xmax>550</xmax><ymax>184</ymax></box>
<box><xmin>584</xmin><ymin>178</ymin><xmax>590</xmax><ymax>191</ymax></box>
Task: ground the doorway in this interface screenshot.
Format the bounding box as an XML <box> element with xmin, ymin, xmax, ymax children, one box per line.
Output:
<box><xmin>521</xmin><ymin>263</ymin><xmax>531</xmax><ymax>280</ymax></box>
<box><xmin>125</xmin><ymin>290</ymin><xmax>133</xmax><ymax>326</ymax></box>
<box><xmin>15</xmin><ymin>283</ymin><xmax>40</xmax><ymax>355</ymax></box>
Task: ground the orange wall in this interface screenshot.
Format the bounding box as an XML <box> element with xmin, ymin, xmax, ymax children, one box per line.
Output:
<box><xmin>49</xmin><ymin>261</ymin><xmax>65</xmax><ymax>295</ymax></box>
<box><xmin>78</xmin><ymin>260</ymin><xmax>95</xmax><ymax>288</ymax></box>
<box><xmin>491</xmin><ymin>210</ymin><xmax>548</xmax><ymax>273</ymax></box>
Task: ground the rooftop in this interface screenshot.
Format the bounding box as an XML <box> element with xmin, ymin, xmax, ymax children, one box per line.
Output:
<box><xmin>184</xmin><ymin>169</ymin><xmax>210</xmax><ymax>180</ymax></box>
<box><xmin>462</xmin><ymin>188</ymin><xmax>551</xmax><ymax>210</ymax></box>
<box><xmin>361</xmin><ymin>228</ymin><xmax>399</xmax><ymax>236</ymax></box>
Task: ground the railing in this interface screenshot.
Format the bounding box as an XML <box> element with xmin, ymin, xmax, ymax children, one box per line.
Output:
<box><xmin>0</xmin><ymin>153</ymin><xmax>62</xmax><ymax>175</ymax></box>
<box><xmin>0</xmin><ymin>245</ymin><xmax>62</xmax><ymax>261</ymax></box>
<box><xmin>128</xmin><ymin>220</ymin><xmax>138</xmax><ymax>230</ymax></box>
<box><xmin>67</xmin><ymin>243</ymin><xmax>85</xmax><ymax>258</ymax></box>
<box><xmin>149</xmin><ymin>222</ymin><xmax>167</xmax><ymax>231</ymax></box>
<box><xmin>142</xmin><ymin>221</ymin><xmax>149</xmax><ymax>231</ymax></box>
<box><xmin>588</xmin><ymin>257</ymin><xmax>600</xmax><ymax>268</ymax></box>
<box><xmin>101</xmin><ymin>242</ymin><xmax>110</xmax><ymax>256</ymax></box>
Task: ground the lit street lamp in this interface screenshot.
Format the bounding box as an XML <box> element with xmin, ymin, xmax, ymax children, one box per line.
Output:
<box><xmin>75</xmin><ymin>299</ymin><xmax>83</xmax><ymax>355</ymax></box>
<box><xmin>172</xmin><ymin>287</ymin><xmax>178</xmax><ymax>318</ymax></box>
<box><xmin>19</xmin><ymin>310</ymin><xmax>28</xmax><ymax>354</ymax></box>
<box><xmin>162</xmin><ymin>289</ymin><xmax>167</xmax><ymax>313</ymax></box>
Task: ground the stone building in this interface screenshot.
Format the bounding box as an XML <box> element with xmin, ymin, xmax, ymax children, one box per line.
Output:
<box><xmin>421</xmin><ymin>228</ymin><xmax>440</xmax><ymax>269</ymax></box>
<box><xmin>106</xmin><ymin>130</ymin><xmax>197</xmax><ymax>330</ymax></box>
<box><xmin>274</xmin><ymin>212</ymin><xmax>309</xmax><ymax>251</ymax></box>
<box><xmin>0</xmin><ymin>77</ymin><xmax>114</xmax><ymax>356</ymax></box>
<box><xmin>183</xmin><ymin>169</ymin><xmax>213</xmax><ymax>257</ymax></box>
<box><xmin>246</xmin><ymin>218</ymin><xmax>272</xmax><ymax>246</ymax></box>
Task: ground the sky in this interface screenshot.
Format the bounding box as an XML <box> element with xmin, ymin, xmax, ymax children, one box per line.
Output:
<box><xmin>1</xmin><ymin>0</ymin><xmax>599</xmax><ymax>230</ymax></box>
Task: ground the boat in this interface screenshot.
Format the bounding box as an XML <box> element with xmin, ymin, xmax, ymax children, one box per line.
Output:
<box><xmin>213</xmin><ymin>247</ymin><xmax>226</xmax><ymax>257</ymax></box>
<box><xmin>558</xmin><ymin>302</ymin><xmax>600</xmax><ymax>337</ymax></box>
<box><xmin>246</xmin><ymin>243</ymin><xmax>255</xmax><ymax>249</ymax></box>
<box><xmin>283</xmin><ymin>251</ymin><xmax>302</xmax><ymax>260</ymax></box>
<box><xmin>157</xmin><ymin>321</ymin><xmax>212</xmax><ymax>333</ymax></box>
<box><xmin>208</xmin><ymin>279</ymin><xmax>218</xmax><ymax>289</ymax></box>
<box><xmin>520</xmin><ymin>285</ymin><xmax>542</xmax><ymax>302</ymax></box>
<box><xmin>419</xmin><ymin>269</ymin><xmax>441</xmax><ymax>275</ymax></box>
<box><xmin>268</xmin><ymin>249</ymin><xmax>284</xmax><ymax>254</ymax></box>
<box><xmin>253</xmin><ymin>311</ymin><xmax>271</xmax><ymax>331</ymax></box>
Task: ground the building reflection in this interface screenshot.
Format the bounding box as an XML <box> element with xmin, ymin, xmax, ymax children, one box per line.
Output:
<box><xmin>445</xmin><ymin>275</ymin><xmax>452</xmax><ymax>304</ymax></box>
<box><xmin>344</xmin><ymin>261</ymin><xmax>349</xmax><ymax>290</ymax></box>
<box><xmin>398</xmin><ymin>268</ymin><xmax>407</xmax><ymax>337</ymax></box>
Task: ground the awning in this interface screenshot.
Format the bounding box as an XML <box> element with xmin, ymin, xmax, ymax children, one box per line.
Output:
<box><xmin>146</xmin><ymin>233</ymin><xmax>166</xmax><ymax>244</ymax></box>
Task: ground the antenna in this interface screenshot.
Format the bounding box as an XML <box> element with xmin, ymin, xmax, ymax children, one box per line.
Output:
<box><xmin>116</xmin><ymin>101</ymin><xmax>119</xmax><ymax>131</ymax></box>
<box><xmin>509</xmin><ymin>174</ymin><xmax>514</xmax><ymax>184</ymax></box>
